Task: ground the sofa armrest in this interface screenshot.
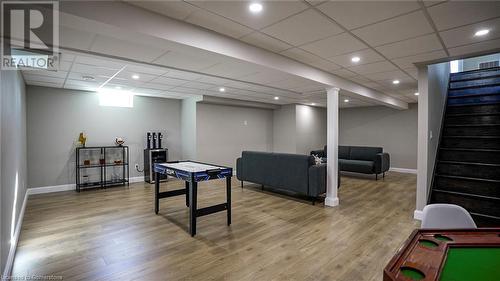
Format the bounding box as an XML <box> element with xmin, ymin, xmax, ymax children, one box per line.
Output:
<box><xmin>236</xmin><ymin>157</ymin><xmax>243</xmax><ymax>180</ymax></box>
<box><xmin>374</xmin><ymin>153</ymin><xmax>390</xmax><ymax>174</ymax></box>
<box><xmin>308</xmin><ymin>163</ymin><xmax>326</xmax><ymax>197</ymax></box>
<box><xmin>310</xmin><ymin>149</ymin><xmax>325</xmax><ymax>158</ymax></box>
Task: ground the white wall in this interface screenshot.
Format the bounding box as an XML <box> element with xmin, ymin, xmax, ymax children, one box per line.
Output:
<box><xmin>26</xmin><ymin>86</ymin><xmax>182</xmax><ymax>188</ymax></box>
<box><xmin>339</xmin><ymin>104</ymin><xmax>418</xmax><ymax>169</ymax></box>
<box><xmin>0</xmin><ymin>70</ymin><xmax>27</xmax><ymax>275</ymax></box>
<box><xmin>462</xmin><ymin>53</ymin><xmax>499</xmax><ymax>71</ymax></box>
<box><xmin>196</xmin><ymin>103</ymin><xmax>273</xmax><ymax>168</ymax></box>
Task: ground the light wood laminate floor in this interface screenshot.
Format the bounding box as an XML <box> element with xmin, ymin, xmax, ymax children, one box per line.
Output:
<box><xmin>12</xmin><ymin>172</ymin><xmax>418</xmax><ymax>281</ymax></box>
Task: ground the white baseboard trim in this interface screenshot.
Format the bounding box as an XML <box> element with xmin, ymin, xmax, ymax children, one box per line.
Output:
<box><xmin>129</xmin><ymin>176</ymin><xmax>144</xmax><ymax>183</ymax></box>
<box><xmin>29</xmin><ymin>177</ymin><xmax>145</xmax><ymax>195</ymax></box>
<box><xmin>3</xmin><ymin>190</ymin><xmax>28</xmax><ymax>278</ymax></box>
<box><xmin>28</xmin><ymin>183</ymin><xmax>75</xmax><ymax>195</ymax></box>
<box><xmin>414</xmin><ymin>210</ymin><xmax>423</xmax><ymax>220</ymax></box>
<box><xmin>389</xmin><ymin>167</ymin><xmax>417</xmax><ymax>174</ymax></box>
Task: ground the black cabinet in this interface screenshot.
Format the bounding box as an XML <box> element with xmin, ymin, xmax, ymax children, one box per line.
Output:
<box><xmin>76</xmin><ymin>146</ymin><xmax>130</xmax><ymax>192</ymax></box>
<box><xmin>144</xmin><ymin>148</ymin><xmax>168</xmax><ymax>183</ymax></box>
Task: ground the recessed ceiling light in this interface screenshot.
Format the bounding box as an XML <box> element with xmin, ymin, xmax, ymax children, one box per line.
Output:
<box><xmin>274</xmin><ymin>96</ymin><xmax>279</xmax><ymax>100</ymax></box>
<box><xmin>249</xmin><ymin>2</ymin><xmax>263</xmax><ymax>13</ymax></box>
<box><xmin>344</xmin><ymin>99</ymin><xmax>349</xmax><ymax>103</ymax></box>
<box><xmin>219</xmin><ymin>87</ymin><xmax>225</xmax><ymax>92</ymax></box>
<box><xmin>414</xmin><ymin>92</ymin><xmax>419</xmax><ymax>96</ymax></box>
<box><xmin>311</xmin><ymin>103</ymin><xmax>316</xmax><ymax>106</ymax></box>
<box><xmin>474</xmin><ymin>29</ymin><xmax>490</xmax><ymax>37</ymax></box>
<box><xmin>392</xmin><ymin>80</ymin><xmax>400</xmax><ymax>85</ymax></box>
<box><xmin>351</xmin><ymin>56</ymin><xmax>360</xmax><ymax>63</ymax></box>
<box><xmin>82</xmin><ymin>75</ymin><xmax>95</xmax><ymax>81</ymax></box>
<box><xmin>115</xmin><ymin>86</ymin><xmax>122</xmax><ymax>90</ymax></box>
<box><xmin>132</xmin><ymin>74</ymin><xmax>140</xmax><ymax>80</ymax></box>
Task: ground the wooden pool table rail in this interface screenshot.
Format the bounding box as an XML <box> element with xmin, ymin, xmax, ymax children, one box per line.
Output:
<box><xmin>384</xmin><ymin>228</ymin><xmax>500</xmax><ymax>281</ymax></box>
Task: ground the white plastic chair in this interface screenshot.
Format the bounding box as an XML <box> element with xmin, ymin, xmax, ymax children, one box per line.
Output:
<box><xmin>421</xmin><ymin>204</ymin><xmax>477</xmax><ymax>229</ymax></box>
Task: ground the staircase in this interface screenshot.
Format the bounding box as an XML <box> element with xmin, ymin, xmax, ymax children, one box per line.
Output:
<box><xmin>430</xmin><ymin>66</ymin><xmax>500</xmax><ymax>227</ymax></box>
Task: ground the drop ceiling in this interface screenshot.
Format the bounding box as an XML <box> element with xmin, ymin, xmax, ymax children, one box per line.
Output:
<box><xmin>128</xmin><ymin>0</ymin><xmax>500</xmax><ymax>104</ymax></box>
<box><xmin>18</xmin><ymin>0</ymin><xmax>500</xmax><ymax>109</ymax></box>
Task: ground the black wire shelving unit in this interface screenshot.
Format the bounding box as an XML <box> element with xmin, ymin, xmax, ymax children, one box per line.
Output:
<box><xmin>75</xmin><ymin>146</ymin><xmax>130</xmax><ymax>192</ymax></box>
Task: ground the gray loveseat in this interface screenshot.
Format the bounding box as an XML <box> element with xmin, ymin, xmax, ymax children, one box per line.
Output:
<box><xmin>236</xmin><ymin>151</ymin><xmax>327</xmax><ymax>203</ymax></box>
<box><xmin>311</xmin><ymin>145</ymin><xmax>390</xmax><ymax>180</ymax></box>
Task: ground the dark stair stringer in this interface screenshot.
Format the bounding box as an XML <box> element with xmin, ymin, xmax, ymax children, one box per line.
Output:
<box><xmin>429</xmin><ymin>67</ymin><xmax>500</xmax><ymax>227</ymax></box>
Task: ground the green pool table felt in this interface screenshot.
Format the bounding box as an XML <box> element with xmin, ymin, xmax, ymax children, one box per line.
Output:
<box><xmin>439</xmin><ymin>247</ymin><xmax>500</xmax><ymax>281</ymax></box>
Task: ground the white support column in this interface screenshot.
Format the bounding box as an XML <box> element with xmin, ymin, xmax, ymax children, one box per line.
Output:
<box><xmin>325</xmin><ymin>87</ymin><xmax>340</xmax><ymax>207</ymax></box>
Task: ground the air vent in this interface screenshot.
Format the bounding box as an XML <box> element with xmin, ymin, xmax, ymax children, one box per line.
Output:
<box><xmin>479</xmin><ymin>61</ymin><xmax>499</xmax><ymax>69</ymax></box>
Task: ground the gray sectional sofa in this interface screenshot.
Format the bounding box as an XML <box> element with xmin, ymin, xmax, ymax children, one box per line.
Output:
<box><xmin>236</xmin><ymin>151</ymin><xmax>328</xmax><ymax>203</ymax></box>
<box><xmin>311</xmin><ymin>145</ymin><xmax>390</xmax><ymax>180</ymax></box>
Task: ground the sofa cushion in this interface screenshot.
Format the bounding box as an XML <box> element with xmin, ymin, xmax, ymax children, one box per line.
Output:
<box><xmin>273</xmin><ymin>153</ymin><xmax>313</xmax><ymax>194</ymax></box>
<box><xmin>241</xmin><ymin>151</ymin><xmax>276</xmax><ymax>186</ymax></box>
<box><xmin>339</xmin><ymin>159</ymin><xmax>374</xmax><ymax>174</ymax></box>
<box><xmin>349</xmin><ymin>146</ymin><xmax>383</xmax><ymax>161</ymax></box>
<box><xmin>339</xmin><ymin>146</ymin><xmax>350</xmax><ymax>160</ymax></box>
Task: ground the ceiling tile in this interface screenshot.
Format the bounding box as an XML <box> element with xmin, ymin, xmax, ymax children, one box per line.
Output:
<box><xmin>153</xmin><ymin>51</ymin><xmax>220</xmax><ymax>71</ymax></box>
<box><xmin>22</xmin><ymin>74</ymin><xmax>65</xmax><ymax>84</ymax></box>
<box><xmin>261</xmin><ymin>9</ymin><xmax>343</xmax><ymax>46</ymax></box>
<box><xmin>376</xmin><ymin>34</ymin><xmax>443</xmax><ymax>59</ymax></box>
<box><xmin>404</xmin><ymin>67</ymin><xmax>419</xmax><ymax>80</ymax></box>
<box><xmin>331</xmin><ymin>68</ymin><xmax>358</xmax><ymax>78</ymax></box>
<box><xmin>239</xmin><ymin>32</ymin><xmax>293</xmax><ymax>53</ymax></box>
<box><xmin>448</xmin><ymin>38</ymin><xmax>500</xmax><ymax>57</ymax></box>
<box><xmin>363</xmin><ymin>70</ymin><xmax>412</xmax><ymax>81</ymax></box>
<box><xmin>185</xmin><ymin>9</ymin><xmax>253</xmax><ymax>38</ymax></box>
<box><xmin>90</xmin><ymin>35</ymin><xmax>167</xmax><ymax>63</ymax></box>
<box><xmin>238</xmin><ymin>71</ymin><xmax>294</xmax><ymax>84</ymax></box>
<box><xmin>71</xmin><ymin>63</ymin><xmax>119</xmax><ymax>77</ymax></box>
<box><xmin>300</xmin><ymin>33</ymin><xmax>367</xmax><ymax>58</ymax></box>
<box><xmin>280</xmin><ymin>48</ymin><xmax>341</xmax><ymax>71</ymax></box>
<box><xmin>60</xmin><ymin>26</ymin><xmax>95</xmax><ymax>50</ymax></box>
<box><xmin>74</xmin><ymin>56</ymin><xmax>125</xmax><ymax>69</ymax></box>
<box><xmin>187</xmin><ymin>1</ymin><xmax>308</xmax><ymax>30</ymax></box>
<box><xmin>427</xmin><ymin>1</ymin><xmax>500</xmax><ymax>31</ymax></box>
<box><xmin>439</xmin><ymin>17</ymin><xmax>500</xmax><ymax>48</ymax></box>
<box><xmin>140</xmin><ymin>83</ymin><xmax>177</xmax><ymax>91</ymax></box>
<box><xmin>114</xmin><ymin>71</ymin><xmax>157</xmax><ymax>82</ymax></box>
<box><xmin>125</xmin><ymin>64</ymin><xmax>168</xmax><ymax>76</ymax></box>
<box><xmin>25</xmin><ymin>80</ymin><xmax>63</xmax><ymax>88</ymax></box>
<box><xmin>391</xmin><ymin>49</ymin><xmax>447</xmax><ymax>68</ymax></box>
<box><xmin>316</xmin><ymin>1</ymin><xmax>420</xmax><ymax>30</ymax></box>
<box><xmin>67</xmin><ymin>72</ymin><xmax>108</xmax><ymax>83</ymax></box>
<box><xmin>165</xmin><ymin>69</ymin><xmax>203</xmax><ymax>81</ymax></box>
<box><xmin>199</xmin><ymin>61</ymin><xmax>261</xmax><ymax>79</ymax></box>
<box><xmin>347</xmin><ymin>60</ymin><xmax>397</xmax><ymax>75</ymax></box>
<box><xmin>328</xmin><ymin>49</ymin><xmax>385</xmax><ymax>68</ymax></box>
<box><xmin>22</xmin><ymin>69</ymin><xmax>68</xmax><ymax>79</ymax></box>
<box><xmin>352</xmin><ymin>11</ymin><xmax>434</xmax><ymax>46</ymax></box>
<box><xmin>126</xmin><ymin>1</ymin><xmax>199</xmax><ymax>20</ymax></box>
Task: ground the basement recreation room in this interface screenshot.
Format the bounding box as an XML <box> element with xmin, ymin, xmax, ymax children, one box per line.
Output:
<box><xmin>1</xmin><ymin>1</ymin><xmax>500</xmax><ymax>280</ymax></box>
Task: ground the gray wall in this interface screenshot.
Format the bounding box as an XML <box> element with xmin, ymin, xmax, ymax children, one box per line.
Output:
<box><xmin>426</xmin><ymin>62</ymin><xmax>450</xmax><ymax>189</ymax></box>
<box><xmin>273</xmin><ymin>104</ymin><xmax>327</xmax><ymax>154</ymax></box>
<box><xmin>296</xmin><ymin>105</ymin><xmax>327</xmax><ymax>155</ymax></box>
<box><xmin>181</xmin><ymin>98</ymin><xmax>197</xmax><ymax>160</ymax></box>
<box><xmin>462</xmin><ymin>53</ymin><xmax>499</xmax><ymax>71</ymax></box>
<box><xmin>272</xmin><ymin>104</ymin><xmax>296</xmax><ymax>153</ymax></box>
<box><xmin>1</xmin><ymin>70</ymin><xmax>27</xmax><ymax>274</ymax></box>
<box><xmin>196</xmin><ymin>103</ymin><xmax>273</xmax><ymax>168</ymax></box>
<box><xmin>339</xmin><ymin>104</ymin><xmax>418</xmax><ymax>169</ymax></box>
<box><xmin>26</xmin><ymin>86</ymin><xmax>182</xmax><ymax>188</ymax></box>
